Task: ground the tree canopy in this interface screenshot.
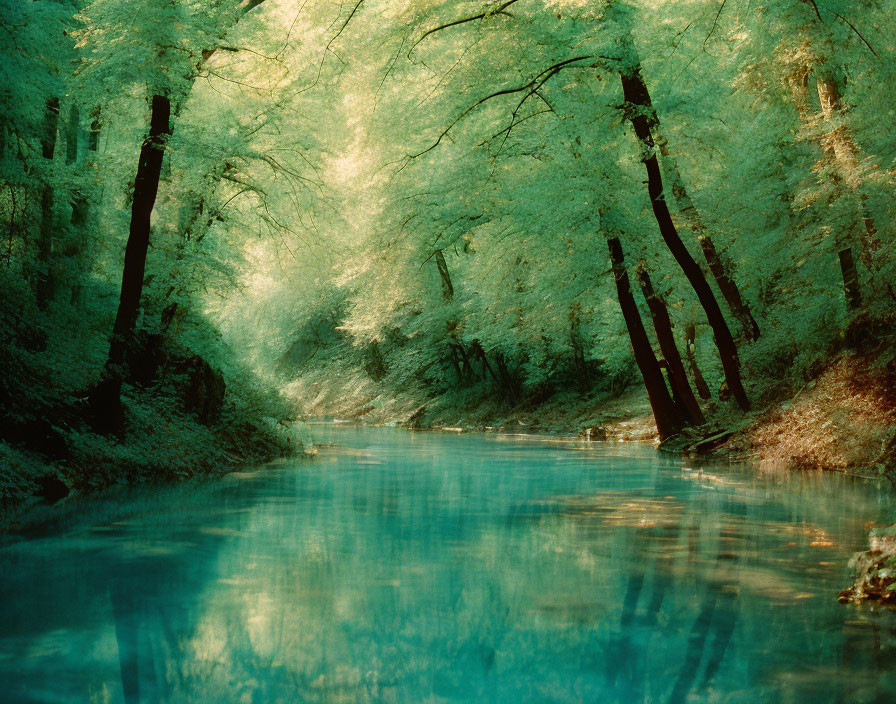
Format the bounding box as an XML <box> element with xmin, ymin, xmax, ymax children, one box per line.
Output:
<box><xmin>2</xmin><ymin>0</ymin><xmax>895</xmax><ymax>491</ymax></box>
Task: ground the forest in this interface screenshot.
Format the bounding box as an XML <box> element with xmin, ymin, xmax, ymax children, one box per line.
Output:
<box><xmin>1</xmin><ymin>0</ymin><xmax>895</xmax><ymax>501</ymax></box>
<box><xmin>3</xmin><ymin>2</ymin><xmax>896</xmax><ymax>701</ymax></box>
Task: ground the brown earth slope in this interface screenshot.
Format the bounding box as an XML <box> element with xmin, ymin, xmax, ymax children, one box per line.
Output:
<box><xmin>727</xmin><ymin>351</ymin><xmax>896</xmax><ymax>474</ymax></box>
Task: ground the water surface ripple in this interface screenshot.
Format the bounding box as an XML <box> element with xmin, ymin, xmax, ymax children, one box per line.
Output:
<box><xmin>1</xmin><ymin>425</ymin><xmax>895</xmax><ymax>703</ymax></box>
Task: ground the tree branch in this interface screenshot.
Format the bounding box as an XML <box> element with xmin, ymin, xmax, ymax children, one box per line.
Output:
<box><xmin>408</xmin><ymin>55</ymin><xmax>601</xmax><ymax>158</ymax></box>
<box><xmin>409</xmin><ymin>0</ymin><xmax>521</xmax><ymax>56</ymax></box>
<box><xmin>822</xmin><ymin>6</ymin><xmax>879</xmax><ymax>57</ymax></box>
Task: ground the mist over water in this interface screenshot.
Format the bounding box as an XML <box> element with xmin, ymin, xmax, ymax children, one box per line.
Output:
<box><xmin>2</xmin><ymin>426</ymin><xmax>895</xmax><ymax>703</ymax></box>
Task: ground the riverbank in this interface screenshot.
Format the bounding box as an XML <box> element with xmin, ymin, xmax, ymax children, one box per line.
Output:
<box><xmin>0</xmin><ymin>283</ymin><xmax>300</xmax><ymax>523</ymax></box>
<box><xmin>311</xmin><ymin>347</ymin><xmax>896</xmax><ymax>482</ymax></box>
<box><xmin>724</xmin><ymin>350</ymin><xmax>896</xmax><ymax>479</ymax></box>
<box><xmin>6</xmin><ymin>342</ymin><xmax>893</xmax><ymax>530</ymax></box>
<box><xmin>0</xmin><ymin>413</ymin><xmax>295</xmax><ymax>530</ymax></box>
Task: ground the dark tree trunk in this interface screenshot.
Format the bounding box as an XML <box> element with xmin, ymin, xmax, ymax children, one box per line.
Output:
<box><xmin>363</xmin><ymin>339</ymin><xmax>388</xmax><ymax>381</ymax></box>
<box><xmin>470</xmin><ymin>340</ymin><xmax>498</xmax><ymax>384</ymax></box>
<box><xmin>636</xmin><ymin>262</ymin><xmax>705</xmax><ymax>425</ymax></box>
<box><xmin>90</xmin><ymin>95</ymin><xmax>171</xmax><ymax>426</ymax></box>
<box><xmin>569</xmin><ymin>304</ymin><xmax>591</xmax><ymax>392</ymax></box>
<box><xmin>69</xmin><ymin>194</ymin><xmax>90</xmax><ymax>306</ymax></box>
<box><xmin>655</xmin><ymin>138</ymin><xmax>759</xmax><ymax>342</ymax></box>
<box><xmin>493</xmin><ymin>351</ymin><xmax>521</xmax><ymax>402</ymax></box>
<box><xmin>434</xmin><ymin>248</ymin><xmax>454</xmax><ymax>301</ymax></box>
<box><xmin>433</xmin><ymin>248</ymin><xmax>478</xmax><ymax>386</ymax></box>
<box><xmin>838</xmin><ymin>247</ymin><xmax>862</xmax><ymax>310</ymax></box>
<box><xmin>5</xmin><ymin>185</ymin><xmax>16</xmax><ymax>266</ymax></box>
<box><xmin>40</xmin><ymin>97</ymin><xmax>60</xmax><ymax>160</ymax></box>
<box><xmin>620</xmin><ymin>68</ymin><xmax>749</xmax><ymax>411</ymax></box>
<box><xmin>608</xmin><ymin>237</ymin><xmax>683</xmax><ymax>440</ymax></box>
<box><xmin>88</xmin><ymin>107</ymin><xmax>102</xmax><ymax>152</ymax></box>
<box><xmin>35</xmin><ymin>97</ymin><xmax>60</xmax><ymax>309</ymax></box>
<box><xmin>448</xmin><ymin>338</ymin><xmax>477</xmax><ymax>386</ymax></box>
<box><xmin>816</xmin><ymin>76</ymin><xmax>878</xmax><ymax>296</ymax></box>
<box><xmin>66</xmin><ymin>102</ymin><xmax>79</xmax><ymax>165</ymax></box>
<box><xmin>684</xmin><ymin>322</ymin><xmax>712</xmax><ymax>400</ymax></box>
<box><xmin>698</xmin><ymin>236</ymin><xmax>760</xmax><ymax>341</ymax></box>
<box><xmin>456</xmin><ymin>339</ymin><xmax>477</xmax><ymax>384</ymax></box>
<box><xmin>70</xmin><ymin>107</ymin><xmax>101</xmax><ymax>307</ymax></box>
<box><xmin>612</xmin><ymin>13</ymin><xmax>759</xmax><ymax>345</ymax></box>
<box><xmin>36</xmin><ymin>186</ymin><xmax>55</xmax><ymax>308</ymax></box>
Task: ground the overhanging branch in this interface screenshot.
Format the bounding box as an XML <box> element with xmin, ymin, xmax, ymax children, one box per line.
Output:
<box><xmin>407</xmin><ymin>55</ymin><xmax>604</xmax><ymax>159</ymax></box>
<box><xmin>409</xmin><ymin>0</ymin><xmax>521</xmax><ymax>57</ymax></box>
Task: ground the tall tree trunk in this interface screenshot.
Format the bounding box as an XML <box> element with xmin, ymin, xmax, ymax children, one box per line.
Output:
<box><xmin>636</xmin><ymin>263</ymin><xmax>705</xmax><ymax>425</ymax></box>
<box><xmin>5</xmin><ymin>185</ymin><xmax>16</xmax><ymax>266</ymax></box>
<box><xmin>434</xmin><ymin>248</ymin><xmax>454</xmax><ymax>301</ymax></box>
<box><xmin>610</xmin><ymin>7</ymin><xmax>759</xmax><ymax>343</ymax></box>
<box><xmin>697</xmin><ymin>236</ymin><xmax>760</xmax><ymax>341</ymax></box>
<box><xmin>40</xmin><ymin>97</ymin><xmax>60</xmax><ymax>161</ymax></box>
<box><xmin>620</xmin><ymin>67</ymin><xmax>750</xmax><ymax>411</ymax></box>
<box><xmin>70</xmin><ymin>107</ymin><xmax>101</xmax><ymax>307</ymax></box>
<box><xmin>470</xmin><ymin>339</ymin><xmax>498</xmax><ymax>385</ymax></box>
<box><xmin>684</xmin><ymin>322</ymin><xmax>712</xmax><ymax>400</ymax></box>
<box><xmin>656</xmin><ymin>140</ymin><xmax>760</xmax><ymax>341</ymax></box>
<box><xmin>569</xmin><ymin>304</ymin><xmax>592</xmax><ymax>391</ymax></box>
<box><xmin>90</xmin><ymin>95</ymin><xmax>171</xmax><ymax>425</ymax></box>
<box><xmin>35</xmin><ymin>97</ymin><xmax>60</xmax><ymax>309</ymax></box>
<box><xmin>88</xmin><ymin>107</ymin><xmax>102</xmax><ymax>152</ymax></box>
<box><xmin>816</xmin><ymin>75</ymin><xmax>878</xmax><ymax>297</ymax></box>
<box><xmin>434</xmin><ymin>249</ymin><xmax>466</xmax><ymax>385</ymax></box>
<box><xmin>608</xmin><ymin>237</ymin><xmax>683</xmax><ymax>440</ymax></box>
<box><xmin>66</xmin><ymin>102</ymin><xmax>79</xmax><ymax>165</ymax></box>
<box><xmin>493</xmin><ymin>351</ymin><xmax>520</xmax><ymax>402</ymax></box>
<box><xmin>69</xmin><ymin>194</ymin><xmax>90</xmax><ymax>306</ymax></box>
<box><xmin>838</xmin><ymin>247</ymin><xmax>862</xmax><ymax>310</ymax></box>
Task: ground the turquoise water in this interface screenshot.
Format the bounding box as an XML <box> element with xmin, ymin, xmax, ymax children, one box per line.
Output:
<box><xmin>1</xmin><ymin>425</ymin><xmax>895</xmax><ymax>703</ymax></box>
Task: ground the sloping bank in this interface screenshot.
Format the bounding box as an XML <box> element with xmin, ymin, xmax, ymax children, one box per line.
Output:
<box><xmin>0</xmin><ymin>297</ymin><xmax>300</xmax><ymax>528</ymax></box>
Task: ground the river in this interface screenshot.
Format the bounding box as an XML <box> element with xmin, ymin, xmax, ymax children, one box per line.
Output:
<box><xmin>1</xmin><ymin>424</ymin><xmax>895</xmax><ymax>703</ymax></box>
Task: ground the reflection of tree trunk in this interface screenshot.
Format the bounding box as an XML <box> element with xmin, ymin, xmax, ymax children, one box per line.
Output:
<box><xmin>110</xmin><ymin>583</ymin><xmax>141</xmax><ymax>704</ymax></box>
<box><xmin>684</xmin><ymin>322</ymin><xmax>711</xmax><ymax>400</ymax></box>
<box><xmin>608</xmin><ymin>236</ymin><xmax>683</xmax><ymax>440</ymax></box>
<box><xmin>90</xmin><ymin>95</ymin><xmax>171</xmax><ymax>426</ymax></box>
<box><xmin>620</xmin><ymin>68</ymin><xmax>749</xmax><ymax>411</ymax></box>
<box><xmin>667</xmin><ymin>594</ymin><xmax>716</xmax><ymax>704</ymax></box>
<box><xmin>700</xmin><ymin>594</ymin><xmax>735</xmax><ymax>689</ymax></box>
<box><xmin>636</xmin><ymin>262</ymin><xmax>704</xmax><ymax>425</ymax></box>
<box><xmin>36</xmin><ymin>97</ymin><xmax>60</xmax><ymax>310</ymax></box>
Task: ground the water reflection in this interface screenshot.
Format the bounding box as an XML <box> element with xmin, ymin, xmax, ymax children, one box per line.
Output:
<box><xmin>1</xmin><ymin>425</ymin><xmax>895</xmax><ymax>703</ymax></box>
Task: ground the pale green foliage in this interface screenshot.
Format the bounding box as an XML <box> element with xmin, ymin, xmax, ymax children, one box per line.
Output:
<box><xmin>1</xmin><ymin>0</ymin><xmax>895</xmax><ymax>493</ymax></box>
